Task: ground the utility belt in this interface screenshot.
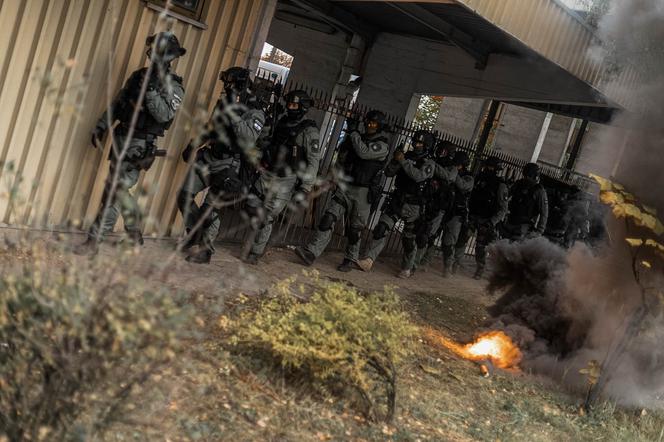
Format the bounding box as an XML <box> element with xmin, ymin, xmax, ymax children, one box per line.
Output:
<box><xmin>111</xmin><ymin>127</ymin><xmax>165</xmax><ymax>170</ymax></box>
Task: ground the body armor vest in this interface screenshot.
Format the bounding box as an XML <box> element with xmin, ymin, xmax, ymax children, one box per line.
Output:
<box><xmin>340</xmin><ymin>133</ymin><xmax>387</xmax><ymax>187</ymax></box>
<box><xmin>469</xmin><ymin>172</ymin><xmax>504</xmax><ymax>219</ymax></box>
<box><xmin>116</xmin><ymin>68</ymin><xmax>180</xmax><ymax>137</ymax></box>
<box><xmin>508</xmin><ymin>178</ymin><xmax>542</xmax><ymax>225</ymax></box>
<box><xmin>265</xmin><ymin>117</ymin><xmax>317</xmax><ymax>176</ymax></box>
<box><xmin>394</xmin><ymin>151</ymin><xmax>428</xmax><ymax>202</ymax></box>
<box><xmin>452</xmin><ymin>171</ymin><xmax>472</xmax><ymax>217</ymax></box>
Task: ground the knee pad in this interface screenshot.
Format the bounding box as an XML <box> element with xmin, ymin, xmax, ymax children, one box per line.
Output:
<box><xmin>402</xmin><ymin>235</ymin><xmax>416</xmax><ymax>253</ymax></box>
<box><xmin>347</xmin><ymin>227</ymin><xmax>362</xmax><ymax>245</ymax></box>
<box><xmin>318</xmin><ymin>212</ymin><xmax>336</xmax><ymax>232</ymax></box>
<box><xmin>373</xmin><ymin>222</ymin><xmax>390</xmax><ymax>240</ymax></box>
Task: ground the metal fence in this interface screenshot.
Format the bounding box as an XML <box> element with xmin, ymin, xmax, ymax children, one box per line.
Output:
<box><xmin>214</xmin><ymin>79</ymin><xmax>595</xmax><ymax>258</ymax></box>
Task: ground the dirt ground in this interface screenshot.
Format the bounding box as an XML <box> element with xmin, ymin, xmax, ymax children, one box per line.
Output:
<box><xmin>3</xmin><ymin>230</ymin><xmax>664</xmax><ymax>441</ymax></box>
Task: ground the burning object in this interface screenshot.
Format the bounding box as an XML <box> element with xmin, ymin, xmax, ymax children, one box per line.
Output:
<box><xmin>426</xmin><ymin>329</ymin><xmax>522</xmax><ymax>374</ymax></box>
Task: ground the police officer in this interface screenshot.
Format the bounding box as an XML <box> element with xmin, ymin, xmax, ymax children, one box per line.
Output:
<box><xmin>357</xmin><ymin>130</ymin><xmax>436</xmax><ymax>278</ymax></box>
<box><xmin>75</xmin><ymin>32</ymin><xmax>186</xmax><ymax>255</ymax></box>
<box><xmin>455</xmin><ymin>156</ymin><xmax>508</xmax><ymax>279</ymax></box>
<box><xmin>439</xmin><ymin>151</ymin><xmax>474</xmax><ymax>277</ymax></box>
<box><xmin>243</xmin><ymin>90</ymin><xmax>321</xmax><ymax>264</ymax></box>
<box><xmin>294</xmin><ymin>110</ymin><xmax>390</xmax><ymax>272</ymax></box>
<box><xmin>413</xmin><ymin>141</ymin><xmax>461</xmax><ymax>271</ymax></box>
<box><xmin>178</xmin><ymin>67</ymin><xmax>266</xmax><ymax>264</ymax></box>
<box><xmin>502</xmin><ymin>162</ymin><xmax>549</xmax><ymax>241</ymax></box>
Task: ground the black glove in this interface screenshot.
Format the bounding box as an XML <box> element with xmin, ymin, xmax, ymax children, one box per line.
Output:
<box><xmin>91</xmin><ymin>125</ymin><xmax>106</xmax><ymax>149</ymax></box>
<box><xmin>182</xmin><ymin>142</ymin><xmax>195</xmax><ymax>162</ymax></box>
<box><xmin>345</xmin><ymin>118</ymin><xmax>359</xmax><ymax>132</ymax></box>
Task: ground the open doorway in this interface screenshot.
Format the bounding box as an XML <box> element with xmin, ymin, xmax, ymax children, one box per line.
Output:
<box><xmin>257</xmin><ymin>42</ymin><xmax>294</xmax><ymax>85</ymax></box>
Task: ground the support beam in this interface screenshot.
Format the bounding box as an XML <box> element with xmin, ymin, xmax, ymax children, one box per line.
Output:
<box><xmin>472</xmin><ymin>100</ymin><xmax>501</xmax><ymax>173</ymax></box>
<box><xmin>565</xmin><ymin>119</ymin><xmax>589</xmax><ymax>171</ymax></box>
<box><xmin>558</xmin><ymin>118</ymin><xmax>578</xmax><ymax>167</ymax></box>
<box><xmin>531</xmin><ymin>112</ymin><xmax>553</xmax><ymax>163</ymax></box>
<box><xmin>288</xmin><ymin>0</ymin><xmax>377</xmax><ymax>41</ymax></box>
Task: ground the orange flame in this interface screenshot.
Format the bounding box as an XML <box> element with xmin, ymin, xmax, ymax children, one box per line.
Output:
<box><xmin>437</xmin><ymin>330</ymin><xmax>522</xmax><ymax>369</ymax></box>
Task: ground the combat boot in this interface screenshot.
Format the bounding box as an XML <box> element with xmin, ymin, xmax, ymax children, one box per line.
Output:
<box><xmin>294</xmin><ymin>247</ymin><xmax>315</xmax><ymax>266</ymax></box>
<box><xmin>442</xmin><ymin>259</ymin><xmax>453</xmax><ymax>278</ymax></box>
<box><xmin>186</xmin><ymin>248</ymin><xmax>212</xmax><ymax>264</ymax></box>
<box><xmin>357</xmin><ymin>257</ymin><xmax>374</xmax><ymax>272</ymax></box>
<box><xmin>337</xmin><ymin>259</ymin><xmax>358</xmax><ymax>273</ymax></box>
<box><xmin>473</xmin><ymin>267</ymin><xmax>484</xmax><ymax>280</ymax></box>
<box><xmin>126</xmin><ymin>230</ymin><xmax>144</xmax><ymax>246</ymax></box>
<box><xmin>398</xmin><ymin>269</ymin><xmax>412</xmax><ymax>279</ymax></box>
<box><xmin>243</xmin><ymin>253</ymin><xmax>260</xmax><ymax>265</ymax></box>
<box><xmin>73</xmin><ymin>238</ymin><xmax>99</xmax><ymax>256</ymax></box>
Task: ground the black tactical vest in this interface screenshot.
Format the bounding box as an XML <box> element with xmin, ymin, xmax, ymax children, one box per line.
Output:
<box><xmin>340</xmin><ymin>133</ymin><xmax>388</xmax><ymax>187</ymax></box>
<box><xmin>469</xmin><ymin>172</ymin><xmax>504</xmax><ymax>219</ymax></box>
<box><xmin>115</xmin><ymin>68</ymin><xmax>181</xmax><ymax>137</ymax></box>
<box><xmin>394</xmin><ymin>151</ymin><xmax>429</xmax><ymax>202</ymax></box>
<box><xmin>508</xmin><ymin>178</ymin><xmax>542</xmax><ymax>225</ymax></box>
<box><xmin>265</xmin><ymin>117</ymin><xmax>317</xmax><ymax>175</ymax></box>
<box><xmin>452</xmin><ymin>171</ymin><xmax>473</xmax><ymax>217</ymax></box>
<box><xmin>209</xmin><ymin>100</ymin><xmax>241</xmax><ymax>160</ymax></box>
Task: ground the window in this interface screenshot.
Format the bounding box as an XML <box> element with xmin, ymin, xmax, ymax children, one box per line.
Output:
<box><xmin>145</xmin><ymin>0</ymin><xmax>207</xmax><ymax>23</ymax></box>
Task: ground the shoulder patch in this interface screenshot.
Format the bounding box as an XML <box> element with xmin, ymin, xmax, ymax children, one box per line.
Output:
<box><xmin>425</xmin><ymin>164</ymin><xmax>433</xmax><ymax>175</ymax></box>
<box><xmin>253</xmin><ymin>118</ymin><xmax>264</xmax><ymax>132</ymax></box>
<box><xmin>170</xmin><ymin>93</ymin><xmax>182</xmax><ymax>111</ymax></box>
<box><xmin>370</xmin><ymin>142</ymin><xmax>382</xmax><ymax>152</ymax></box>
<box><xmin>311</xmin><ymin>139</ymin><xmax>320</xmax><ymax>153</ymax></box>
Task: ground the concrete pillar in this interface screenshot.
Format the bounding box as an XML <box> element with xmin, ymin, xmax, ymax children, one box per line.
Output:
<box><xmin>531</xmin><ymin>112</ymin><xmax>553</xmax><ymax>163</ymax></box>
<box><xmin>558</xmin><ymin>118</ymin><xmax>578</xmax><ymax>167</ymax></box>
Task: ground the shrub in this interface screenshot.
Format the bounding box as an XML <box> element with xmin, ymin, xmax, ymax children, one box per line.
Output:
<box><xmin>228</xmin><ymin>272</ymin><xmax>416</xmax><ymax>422</ymax></box>
<box><xmin>0</xmin><ymin>244</ymin><xmax>191</xmax><ymax>441</ymax></box>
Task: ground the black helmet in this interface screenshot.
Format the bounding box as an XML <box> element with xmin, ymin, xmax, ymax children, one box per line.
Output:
<box><xmin>146</xmin><ymin>32</ymin><xmax>186</xmax><ymax>62</ymax></box>
<box><xmin>453</xmin><ymin>150</ymin><xmax>470</xmax><ymax>168</ymax></box>
<box><xmin>220</xmin><ymin>67</ymin><xmax>252</xmax><ymax>88</ymax></box>
<box><xmin>412</xmin><ymin>130</ymin><xmax>435</xmax><ymax>151</ymax></box>
<box><xmin>365</xmin><ymin>110</ymin><xmax>387</xmax><ymax>131</ymax></box>
<box><xmin>284</xmin><ymin>90</ymin><xmax>313</xmax><ymax>120</ymax></box>
<box><xmin>523</xmin><ymin>162</ymin><xmax>540</xmax><ymax>179</ymax></box>
<box><xmin>484</xmin><ymin>156</ymin><xmax>503</xmax><ymax>171</ymax></box>
<box><xmin>436</xmin><ymin>140</ymin><xmax>457</xmax><ymax>158</ymax></box>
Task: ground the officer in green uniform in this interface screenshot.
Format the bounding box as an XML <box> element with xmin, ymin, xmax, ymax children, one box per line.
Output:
<box><xmin>75</xmin><ymin>32</ymin><xmax>186</xmax><ymax>255</ymax></box>
<box><xmin>243</xmin><ymin>90</ymin><xmax>321</xmax><ymax>264</ymax></box>
<box><xmin>178</xmin><ymin>67</ymin><xmax>266</xmax><ymax>263</ymax></box>
<box><xmin>294</xmin><ymin>110</ymin><xmax>390</xmax><ymax>272</ymax></box>
<box><xmin>357</xmin><ymin>130</ymin><xmax>436</xmax><ymax>278</ymax></box>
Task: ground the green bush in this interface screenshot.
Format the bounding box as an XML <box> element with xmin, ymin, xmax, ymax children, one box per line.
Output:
<box><xmin>229</xmin><ymin>272</ymin><xmax>416</xmax><ymax>422</ymax></box>
<box><xmin>0</xmin><ymin>245</ymin><xmax>191</xmax><ymax>441</ymax></box>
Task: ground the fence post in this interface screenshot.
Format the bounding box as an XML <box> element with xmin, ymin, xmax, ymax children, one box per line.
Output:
<box><xmin>472</xmin><ymin>100</ymin><xmax>501</xmax><ymax>174</ymax></box>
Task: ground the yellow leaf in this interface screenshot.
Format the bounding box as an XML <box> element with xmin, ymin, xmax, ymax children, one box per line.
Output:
<box><xmin>641</xmin><ymin>261</ymin><xmax>652</xmax><ymax>269</ymax></box>
<box><xmin>590</xmin><ymin>174</ymin><xmax>613</xmax><ymax>192</ymax></box>
<box><xmin>599</xmin><ymin>190</ymin><xmax>623</xmax><ymax>206</ymax></box>
<box><xmin>643</xmin><ymin>204</ymin><xmax>658</xmax><ymax>216</ymax></box>
<box><xmin>625</xmin><ymin>238</ymin><xmax>643</xmax><ymax>247</ymax></box>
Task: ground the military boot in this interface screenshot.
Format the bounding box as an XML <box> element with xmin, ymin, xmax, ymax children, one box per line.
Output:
<box><xmin>243</xmin><ymin>253</ymin><xmax>260</xmax><ymax>265</ymax></box>
<box><xmin>177</xmin><ymin>229</ymin><xmax>200</xmax><ymax>252</ymax></box>
<box><xmin>398</xmin><ymin>268</ymin><xmax>412</xmax><ymax>279</ymax></box>
<box><xmin>473</xmin><ymin>266</ymin><xmax>484</xmax><ymax>280</ymax></box>
<box><xmin>73</xmin><ymin>238</ymin><xmax>99</xmax><ymax>256</ymax></box>
<box><xmin>294</xmin><ymin>247</ymin><xmax>315</xmax><ymax>266</ymax></box>
<box><xmin>187</xmin><ymin>248</ymin><xmax>212</xmax><ymax>264</ymax></box>
<box><xmin>337</xmin><ymin>259</ymin><xmax>358</xmax><ymax>273</ymax></box>
<box><xmin>357</xmin><ymin>257</ymin><xmax>374</xmax><ymax>272</ymax></box>
<box><xmin>126</xmin><ymin>230</ymin><xmax>144</xmax><ymax>246</ymax></box>
<box><xmin>442</xmin><ymin>258</ymin><xmax>453</xmax><ymax>278</ymax></box>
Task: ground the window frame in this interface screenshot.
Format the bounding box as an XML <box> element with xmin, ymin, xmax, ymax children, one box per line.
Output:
<box><xmin>144</xmin><ymin>0</ymin><xmax>208</xmax><ymax>29</ymax></box>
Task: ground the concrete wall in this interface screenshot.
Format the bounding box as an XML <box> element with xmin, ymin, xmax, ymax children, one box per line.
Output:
<box><xmin>434</xmin><ymin>97</ymin><xmax>486</xmax><ymax>140</ymax></box>
<box><xmin>266</xmin><ymin>18</ymin><xmax>350</xmax><ymax>96</ymax></box>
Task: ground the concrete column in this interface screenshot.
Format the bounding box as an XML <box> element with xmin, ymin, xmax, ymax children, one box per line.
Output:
<box><xmin>558</xmin><ymin>118</ymin><xmax>578</xmax><ymax>167</ymax></box>
<box><xmin>531</xmin><ymin>112</ymin><xmax>553</xmax><ymax>163</ymax></box>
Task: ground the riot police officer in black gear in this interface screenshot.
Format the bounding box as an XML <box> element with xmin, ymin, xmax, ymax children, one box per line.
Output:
<box><xmin>357</xmin><ymin>130</ymin><xmax>436</xmax><ymax>278</ymax></box>
<box><xmin>439</xmin><ymin>151</ymin><xmax>474</xmax><ymax>277</ymax></box>
<box><xmin>75</xmin><ymin>32</ymin><xmax>186</xmax><ymax>255</ymax></box>
<box><xmin>295</xmin><ymin>110</ymin><xmax>390</xmax><ymax>271</ymax></box>
<box><xmin>502</xmin><ymin>162</ymin><xmax>549</xmax><ymax>241</ymax></box>
<box><xmin>455</xmin><ymin>156</ymin><xmax>509</xmax><ymax>279</ymax></box>
<box><xmin>243</xmin><ymin>89</ymin><xmax>321</xmax><ymax>264</ymax></box>
<box><xmin>177</xmin><ymin>66</ymin><xmax>266</xmax><ymax>264</ymax></box>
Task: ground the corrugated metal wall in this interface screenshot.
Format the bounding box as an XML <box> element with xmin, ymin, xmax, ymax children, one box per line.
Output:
<box><xmin>0</xmin><ymin>0</ymin><xmax>276</xmax><ymax>235</ymax></box>
<box><xmin>457</xmin><ymin>0</ymin><xmax>636</xmax><ymax>108</ymax></box>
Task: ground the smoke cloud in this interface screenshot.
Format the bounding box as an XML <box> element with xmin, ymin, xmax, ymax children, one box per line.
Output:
<box><xmin>485</xmin><ymin>1</ymin><xmax>664</xmax><ymax>407</ymax></box>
